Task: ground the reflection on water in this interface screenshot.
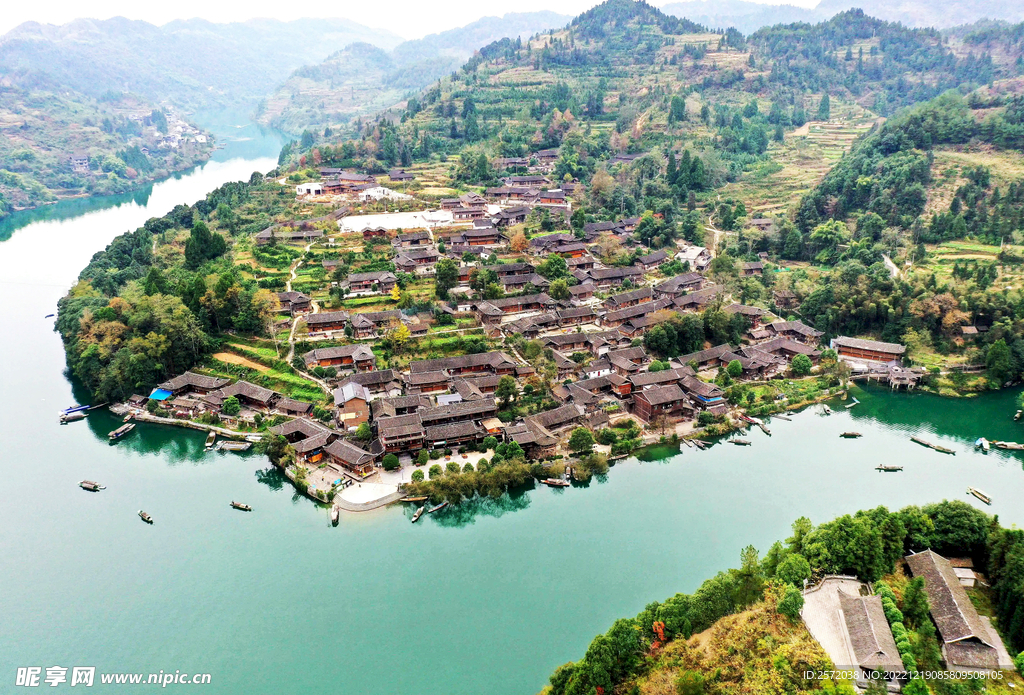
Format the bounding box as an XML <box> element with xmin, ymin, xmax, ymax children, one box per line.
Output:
<box><xmin>427</xmin><ymin>488</ymin><xmax>534</xmax><ymax>527</ymax></box>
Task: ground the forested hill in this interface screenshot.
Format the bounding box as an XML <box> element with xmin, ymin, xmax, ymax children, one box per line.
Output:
<box><xmin>0</xmin><ymin>17</ymin><xmax>402</xmax><ymax>109</ymax></box>
<box><xmin>254</xmin><ymin>11</ymin><xmax>571</xmax><ymax>136</ymax></box>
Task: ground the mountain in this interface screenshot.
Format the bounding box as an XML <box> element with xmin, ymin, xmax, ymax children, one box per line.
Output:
<box><xmin>660</xmin><ymin>0</ymin><xmax>1024</xmax><ymax>33</ymax></box>
<box><xmin>0</xmin><ymin>17</ymin><xmax>403</xmax><ymax>109</ymax></box>
<box><xmin>255</xmin><ymin>11</ymin><xmax>572</xmax><ymax>136</ymax></box>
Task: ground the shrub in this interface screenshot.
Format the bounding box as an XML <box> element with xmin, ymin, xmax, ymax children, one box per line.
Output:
<box><xmin>482</xmin><ymin>436</ymin><xmax>498</xmax><ymax>451</ymax></box>
<box><xmin>416</xmin><ymin>450</ymin><xmax>429</xmax><ymax>465</ymax></box>
<box><xmin>443</xmin><ymin>448</ymin><xmax>453</xmax><ymax>456</ymax></box>
<box><xmin>428</xmin><ymin>464</ymin><xmax>443</xmax><ymax>479</ymax></box>
<box><xmin>382</xmin><ymin>453</ymin><xmax>400</xmax><ymax>471</ymax></box>
<box><xmin>597</xmin><ymin>428</ymin><xmax>618</xmax><ymax>445</ymax></box>
<box><xmin>429</xmin><ymin>450</ymin><xmax>441</xmax><ymax>460</ymax></box>
<box><xmin>776</xmin><ymin>553</ymin><xmax>811</xmax><ymax>585</ymax></box>
<box><xmin>445</xmin><ymin>461</ymin><xmax>461</xmax><ymax>474</ymax></box>
<box><xmin>697</xmin><ymin>411</ymin><xmax>714</xmax><ymax>426</ymax></box>
<box><xmin>463</xmin><ymin>462</ymin><xmax>474</xmax><ymax>473</ymax></box>
<box><xmin>221</xmin><ymin>396</ymin><xmax>241</xmax><ymax>416</ymax></box>
<box><xmin>1015</xmin><ymin>651</ymin><xmax>1024</xmax><ymax>675</ymax></box>
<box><xmin>411</xmin><ymin>470</ymin><xmax>425</xmax><ymax>483</ymax></box>
<box><xmin>881</xmin><ymin>597</ymin><xmax>903</xmax><ymax>624</ymax></box>
<box><xmin>791</xmin><ymin>354</ymin><xmax>813</xmax><ymax>376</ymax></box>
<box><xmin>778</xmin><ymin>583</ymin><xmax>804</xmax><ymax>622</ymax></box>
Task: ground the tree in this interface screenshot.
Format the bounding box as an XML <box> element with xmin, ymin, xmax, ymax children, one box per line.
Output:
<box><xmin>482</xmin><ymin>436</ymin><xmax>498</xmax><ymax>451</ymax></box>
<box><xmin>445</xmin><ymin>461</ymin><xmax>461</xmax><ymax>474</ymax></box>
<box><xmin>510</xmin><ymin>231</ymin><xmax>529</xmax><ymax>253</ymax></box>
<box><xmin>817</xmin><ymin>93</ymin><xmax>831</xmax><ymax>121</ymax></box>
<box><xmin>986</xmin><ymin>338</ymin><xmax>1014</xmax><ymax>385</ymax></box>
<box><xmin>549</xmin><ymin>278</ymin><xmax>570</xmax><ymax>301</ymax></box>
<box><xmin>777</xmin><ymin>584</ymin><xmax>804</xmax><ymax>621</ymax></box>
<box><xmin>791</xmin><ymin>354</ymin><xmax>813</xmax><ymax>376</ymax></box>
<box><xmin>221</xmin><ymin>396</ymin><xmax>241</xmax><ymax>416</ymax></box>
<box><xmin>354</xmin><ymin>422</ymin><xmax>372</xmax><ymax>441</ymax></box>
<box><xmin>495</xmin><ymin>375</ymin><xmax>519</xmax><ymax>408</ymax></box>
<box><xmin>538</xmin><ymin>254</ymin><xmax>569</xmax><ymax>280</ymax></box>
<box><xmin>776</xmin><ymin>553</ymin><xmax>811</xmax><ymax>586</ymax></box>
<box><xmin>434</xmin><ymin>258</ymin><xmax>459</xmax><ymax>299</ymax></box>
<box><xmin>569</xmin><ymin>427</ymin><xmax>594</xmax><ymax>455</ymax></box>
<box><xmin>382</xmin><ymin>453</ymin><xmax>400</xmax><ymax>471</ymax></box>
<box><xmin>675</xmin><ymin>671</ymin><xmax>706</xmax><ymax>695</ymax></box>
<box><xmin>390</xmin><ymin>285</ymin><xmax>402</xmax><ymax>302</ymax></box>
<box><xmin>411</xmin><ymin>469</ymin><xmax>425</xmax><ymax>482</ymax></box>
<box><xmin>901</xmin><ymin>577</ymin><xmax>930</xmax><ymax>629</ymax></box>
<box><xmin>726</xmin><ymin>360</ymin><xmax>743</xmax><ymax>378</ymax></box>
<box><xmin>416</xmin><ymin>449</ymin><xmax>429</xmax><ymax>465</ymax></box>
<box><xmin>428</xmin><ymin>464</ymin><xmax>443</xmax><ymax>479</ymax></box>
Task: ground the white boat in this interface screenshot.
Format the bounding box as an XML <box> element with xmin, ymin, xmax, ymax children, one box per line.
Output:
<box><xmin>975</xmin><ymin>437</ymin><xmax>990</xmax><ymax>452</ymax></box>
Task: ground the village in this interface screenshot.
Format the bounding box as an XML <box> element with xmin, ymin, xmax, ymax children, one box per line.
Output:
<box><xmin>113</xmin><ymin>153</ymin><xmax>922</xmax><ymax>514</ymax></box>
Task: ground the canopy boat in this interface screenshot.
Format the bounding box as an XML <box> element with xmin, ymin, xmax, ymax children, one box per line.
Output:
<box><xmin>218</xmin><ymin>441</ymin><xmax>251</xmax><ymax>452</ymax></box>
<box><xmin>230</xmin><ymin>501</ymin><xmax>252</xmax><ymax>512</ymax></box>
<box><xmin>993</xmin><ymin>440</ymin><xmax>1024</xmax><ymax>450</ymax></box>
<box><xmin>205</xmin><ymin>431</ymin><xmax>217</xmax><ymax>448</ymax></box>
<box><xmin>411</xmin><ymin>506</ymin><xmax>425</xmax><ymax>523</ymax></box>
<box><xmin>123</xmin><ymin>413</ymin><xmax>133</xmax><ymax>423</ymax></box>
<box><xmin>542</xmin><ymin>478</ymin><xmax>570</xmax><ymax>487</ymax></box>
<box><xmin>138</xmin><ymin>510</ymin><xmax>154</xmax><ymax>524</ymax></box>
<box><xmin>841</xmin><ymin>432</ymin><xmax>862</xmax><ymax>438</ymax></box>
<box><xmin>331</xmin><ymin>506</ymin><xmax>339</xmax><ymax>526</ymax></box>
<box><xmin>60</xmin><ymin>411</ymin><xmax>86</xmax><ymax>424</ymax></box>
<box><xmin>108</xmin><ymin>423</ymin><xmax>135</xmax><ymax>440</ymax></box>
<box><xmin>427</xmin><ymin>501</ymin><xmax>449</xmax><ymax>513</ymax></box>
<box><xmin>975</xmin><ymin>437</ymin><xmax>990</xmax><ymax>452</ymax></box>
<box><xmin>967</xmin><ymin>487</ymin><xmax>992</xmax><ymax>505</ymax></box>
<box><xmin>79</xmin><ymin>480</ymin><xmax>105</xmax><ymax>491</ymax></box>
<box><xmin>875</xmin><ymin>465</ymin><xmax>903</xmax><ymax>472</ymax></box>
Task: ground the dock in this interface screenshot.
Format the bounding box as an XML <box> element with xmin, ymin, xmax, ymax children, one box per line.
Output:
<box><xmin>910</xmin><ymin>436</ymin><xmax>955</xmax><ymax>455</ymax></box>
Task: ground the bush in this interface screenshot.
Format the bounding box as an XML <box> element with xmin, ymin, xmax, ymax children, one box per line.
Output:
<box><xmin>596</xmin><ymin>428</ymin><xmax>618</xmax><ymax>445</ymax></box>
<box><xmin>482</xmin><ymin>436</ymin><xmax>498</xmax><ymax>451</ymax></box>
<box><xmin>416</xmin><ymin>450</ymin><xmax>429</xmax><ymax>465</ymax></box>
<box><xmin>463</xmin><ymin>462</ymin><xmax>474</xmax><ymax>473</ymax></box>
<box><xmin>445</xmin><ymin>461</ymin><xmax>461</xmax><ymax>474</ymax></box>
<box><xmin>791</xmin><ymin>354</ymin><xmax>813</xmax><ymax>376</ymax></box>
<box><xmin>382</xmin><ymin>453</ymin><xmax>400</xmax><ymax>471</ymax></box>
<box><xmin>221</xmin><ymin>396</ymin><xmax>241</xmax><ymax>416</ymax></box>
<box><xmin>146</xmin><ymin>398</ymin><xmax>159</xmax><ymax>413</ymax></box>
<box><xmin>778</xmin><ymin>583</ymin><xmax>804</xmax><ymax>622</ymax></box>
<box><xmin>1015</xmin><ymin>651</ymin><xmax>1024</xmax><ymax>675</ymax></box>
<box><xmin>429</xmin><ymin>450</ymin><xmax>441</xmax><ymax>460</ymax></box>
<box><xmin>411</xmin><ymin>470</ymin><xmax>424</xmax><ymax>483</ymax></box>
<box><xmin>428</xmin><ymin>464</ymin><xmax>443</xmax><ymax>479</ymax></box>
<box><xmin>881</xmin><ymin>596</ymin><xmax>903</xmax><ymax>624</ymax></box>
<box><xmin>443</xmin><ymin>448</ymin><xmax>453</xmax><ymax>456</ymax></box>
<box><xmin>697</xmin><ymin>411</ymin><xmax>714</xmax><ymax>426</ymax></box>
<box><xmin>776</xmin><ymin>553</ymin><xmax>811</xmax><ymax>585</ymax></box>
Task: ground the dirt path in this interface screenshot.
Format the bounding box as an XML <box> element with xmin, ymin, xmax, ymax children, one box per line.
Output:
<box><xmin>285</xmin><ymin>240</ymin><xmax>316</xmax><ymax>365</ymax></box>
<box><xmin>212</xmin><ymin>352</ymin><xmax>270</xmax><ymax>372</ymax></box>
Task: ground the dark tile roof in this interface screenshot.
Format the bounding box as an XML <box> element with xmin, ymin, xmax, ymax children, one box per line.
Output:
<box><xmin>303</xmin><ymin>345</ymin><xmax>375</xmax><ymax>365</ymax></box>
<box><xmin>376</xmin><ymin>413</ymin><xmax>425</xmax><ymax>438</ymax></box>
<box><xmin>635</xmin><ymin>384</ymin><xmax>687</xmax><ymax>406</ymax></box>
<box><xmin>305</xmin><ymin>310</ymin><xmax>350</xmax><ymax>327</ymax></box>
<box><xmin>604</xmin><ymin>286</ymin><xmax>653</xmax><ymax>308</ymax></box>
<box><xmin>276</xmin><ymin>398</ymin><xmax>312</xmax><ymax>414</ymax></box>
<box><xmin>410</xmin><ymin>351</ymin><xmax>516</xmax><ymax>374</ymax></box>
<box><xmin>831</xmin><ymin>336</ymin><xmax>905</xmax><ymax>354</ymax></box>
<box><xmin>214</xmin><ymin>380</ymin><xmax>278</xmax><ymax>404</ymax></box>
<box><xmin>324</xmin><ymin>439</ymin><xmax>375</xmax><ymax>467</ymax></box>
<box><xmin>424</xmin><ymin>421</ymin><xmax>484</xmax><ymax>441</ymax></box>
<box><xmin>159</xmin><ymin>371</ymin><xmax>231</xmax><ymax>392</ymax></box>
<box><xmin>906</xmin><ymin>550</ymin><xmax>995</xmax><ymax>650</ymax></box>
<box><xmin>838</xmin><ymin>592</ymin><xmax>904</xmax><ymax>672</ymax></box>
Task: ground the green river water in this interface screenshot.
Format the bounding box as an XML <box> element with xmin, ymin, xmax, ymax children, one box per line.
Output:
<box><xmin>2</xmin><ymin>116</ymin><xmax>1023</xmax><ymax>694</ymax></box>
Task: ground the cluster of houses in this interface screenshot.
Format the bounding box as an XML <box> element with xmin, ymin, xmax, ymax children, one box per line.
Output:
<box><xmin>801</xmin><ymin>550</ymin><xmax>1014</xmax><ymax>692</ymax></box>
<box><xmin>137</xmin><ymin>372</ymin><xmax>316</xmax><ymax>424</ymax></box>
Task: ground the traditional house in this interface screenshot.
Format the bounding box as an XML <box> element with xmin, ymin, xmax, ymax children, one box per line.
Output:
<box><xmin>654</xmin><ymin>272</ymin><xmax>705</xmax><ymax>298</ymax></box>
<box><xmin>346</xmin><ymin>271</ymin><xmax>398</xmax><ymax>294</ymax></box>
<box><xmin>158</xmin><ymin>372</ymin><xmax>230</xmax><ymax>397</ymax></box>
<box><xmin>749</xmin><ymin>218</ymin><xmax>775</xmax><ymax>233</ymax></box>
<box><xmin>601</xmin><ymin>298</ymin><xmax>673</xmax><ymax>329</ymax></box>
<box><xmin>752</xmin><ymin>337</ymin><xmax>821</xmax><ymax>362</ymax></box>
<box><xmin>485</xmin><ymin>262</ymin><xmax>535</xmax><ymax>278</ymax></box>
<box><xmin>492</xmin><ymin>206</ymin><xmax>530</xmax><ymax>227</ymax></box>
<box><xmin>361</xmin><ymin>226</ymin><xmax>387</xmax><ymax>239</ymax></box>
<box><xmin>424</xmin><ymin>421</ymin><xmax>485</xmax><ymax>448</ymax></box>
<box><xmin>500</xmin><ymin>273</ymin><xmax>550</xmax><ymax>293</ymax></box>
<box><xmin>337</xmin><ymin>369</ymin><xmax>401</xmax><ymax>397</ymax></box>
<box><xmin>275</xmin><ymin>397</ymin><xmax>314</xmax><ymax>417</ymax></box>
<box><xmin>370</xmin><ymin>395</ymin><xmax>431</xmax><ymax>420</ymax></box>
<box><xmin>349</xmin><ymin>310</ymin><xmax>402</xmax><ymax>339</ymax></box>
<box><xmin>305</xmin><ymin>311</ymin><xmax>350</xmax><ymax>334</ymax></box>
<box><xmin>453</xmin><ymin>207</ymin><xmax>488</xmax><ymax>222</ymax></box>
<box><xmin>672</xmin><ymin>285</ymin><xmax>726</xmax><ymax>311</ymax></box>
<box><xmin>479</xmin><ymin>293</ymin><xmax>553</xmax><ymax>316</ymax></box>
<box><xmin>406</xmin><ymin>370</ymin><xmax>450</xmax><ymax>394</ymax></box>
<box><xmin>582</xmin><ymin>267</ymin><xmax>645</xmax><ymax>288</ymax></box>
<box><xmin>679</xmin><ymin>376</ymin><xmax>726</xmax><ymax>410</ymax></box>
<box><xmin>741</xmin><ymin>261</ymin><xmax>765</xmax><ymax>276</ymax></box>
<box><xmin>303</xmin><ymin>345</ymin><xmax>376</xmax><ymax>372</ymax></box>
<box><xmin>439</xmin><ymin>198</ymin><xmax>462</xmax><ymax>210</ymax></box>
<box><xmin>388</xmin><ymin>169</ymin><xmax>414</xmax><ymax>182</ymax></box>
<box><xmin>419</xmin><ymin>399</ymin><xmax>498</xmax><ymax>429</ymax></box>
<box><xmin>394</xmin><ymin>246</ymin><xmax>440</xmax><ymax>275</ymax></box>
<box><xmin>566</xmin><ymin>255</ymin><xmax>597</xmax><ymax>272</ymax></box>
<box><xmin>207</xmin><ymin>381</ymin><xmax>279</xmax><ymax>412</ymax></box>
<box><xmin>539</xmin><ymin>189</ymin><xmax>567</xmax><ymax>206</ymax></box>
<box><xmin>376</xmin><ymin>413</ymin><xmax>425</xmax><ymax>453</ymax></box>
<box><xmin>724</xmin><ymin>303</ymin><xmax>767</xmax><ymax>328</ymax></box>
<box><xmin>830</xmin><ymin>337</ymin><xmax>906</xmax><ymax>364</ymax></box>
<box><xmin>773</xmin><ymin>289</ymin><xmax>797</xmax><ymax>310</ymax></box>
<box><xmin>254</xmin><ymin>227</ymin><xmax>323</xmax><ymax>245</ymax></box>
<box><xmin>503</xmin><ymin>175</ymin><xmax>549</xmax><ymax>187</ymax></box>
<box><xmin>410</xmin><ymin>352</ymin><xmax>517</xmax><ymax>377</ymax></box>
<box><xmin>681</xmin><ymin>344</ymin><xmax>735</xmax><ymax>369</ymax></box>
<box><xmin>906</xmin><ymin>550</ymin><xmax>1012</xmax><ymax>671</ymax></box>
<box><xmin>568</xmin><ymin>282</ymin><xmax>596</xmax><ymax>302</ymax></box>
<box><xmin>451</xmin><ymin>228</ymin><xmax>503</xmax><ymax>246</ymax></box>
<box><xmin>629</xmin><ymin>366</ymin><xmax>695</xmax><ymax>391</ymax></box>
<box><xmin>636</xmin><ymin>249</ymin><xmax>669</xmax><ymax>270</ymax></box>
<box><xmin>604</xmin><ymin>287</ymin><xmax>653</xmax><ymax>311</ymax></box>
<box><xmin>324</xmin><ymin>439</ymin><xmax>376</xmax><ymax>477</ymax></box>
<box><xmin>634</xmin><ymin>385</ymin><xmax>692</xmax><ymax>423</ymax></box>
<box><xmin>393</xmin><ymin>230</ymin><xmax>432</xmax><ymax>248</ymax></box>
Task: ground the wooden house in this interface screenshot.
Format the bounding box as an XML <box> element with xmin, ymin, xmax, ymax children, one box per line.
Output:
<box><xmin>633</xmin><ymin>385</ymin><xmax>693</xmax><ymax>423</ymax></box>
<box><xmin>303</xmin><ymin>345</ymin><xmax>376</xmax><ymax>371</ymax></box>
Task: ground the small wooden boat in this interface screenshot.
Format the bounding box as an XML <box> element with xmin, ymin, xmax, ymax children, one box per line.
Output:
<box><xmin>402</xmin><ymin>496</ymin><xmax>428</xmax><ymax>503</ymax></box>
<box><xmin>731</xmin><ymin>439</ymin><xmax>752</xmax><ymax>446</ymax></box>
<box><xmin>693</xmin><ymin>440</ymin><xmax>707</xmax><ymax>450</ymax></box>
<box><xmin>841</xmin><ymin>432</ymin><xmax>862</xmax><ymax>438</ymax></box>
<box><xmin>204</xmin><ymin>431</ymin><xmax>217</xmax><ymax>448</ymax></box>
<box><xmin>218</xmin><ymin>441</ymin><xmax>251</xmax><ymax>452</ymax></box>
<box><xmin>138</xmin><ymin>510</ymin><xmax>154</xmax><ymax>524</ymax></box>
<box><xmin>411</xmin><ymin>506</ymin><xmax>425</xmax><ymax>523</ymax></box>
<box><xmin>975</xmin><ymin>437</ymin><xmax>990</xmax><ymax>452</ymax></box>
<box><xmin>681</xmin><ymin>438</ymin><xmax>694</xmax><ymax>448</ymax></box>
<box><xmin>911</xmin><ymin>436</ymin><xmax>955</xmax><ymax>454</ymax></box>
<box><xmin>845</xmin><ymin>398</ymin><xmax>860</xmax><ymax>409</ymax></box>
<box><xmin>1015</xmin><ymin>410</ymin><xmax>1022</xmax><ymax>421</ymax></box>
<box><xmin>428</xmin><ymin>501</ymin><xmax>449</xmax><ymax>513</ymax></box>
<box><xmin>108</xmin><ymin>423</ymin><xmax>135</xmax><ymax>440</ymax></box>
<box><xmin>79</xmin><ymin>480</ymin><xmax>105</xmax><ymax>491</ymax></box>
<box><xmin>331</xmin><ymin>506</ymin><xmax>339</xmax><ymax>525</ymax></box>
<box><xmin>876</xmin><ymin>465</ymin><xmax>903</xmax><ymax>472</ymax></box>
<box><xmin>822</xmin><ymin>405</ymin><xmax>833</xmax><ymax>415</ymax></box>
<box><xmin>60</xmin><ymin>411</ymin><xmax>86</xmax><ymax>424</ymax></box>
<box><xmin>967</xmin><ymin>487</ymin><xmax>992</xmax><ymax>505</ymax></box>
<box><xmin>44</xmin><ymin>313</ymin><xmax>55</xmax><ymax>318</ymax></box>
<box><xmin>542</xmin><ymin>478</ymin><xmax>570</xmax><ymax>487</ymax></box>
<box><xmin>122</xmin><ymin>413</ymin><xmax>133</xmax><ymax>423</ymax></box>
<box><xmin>993</xmin><ymin>440</ymin><xmax>1024</xmax><ymax>450</ymax></box>
<box><xmin>773</xmin><ymin>415</ymin><xmax>793</xmax><ymax>421</ymax></box>
<box><xmin>230</xmin><ymin>501</ymin><xmax>252</xmax><ymax>512</ymax></box>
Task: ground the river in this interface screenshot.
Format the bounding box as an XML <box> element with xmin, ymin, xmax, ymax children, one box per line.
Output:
<box><xmin>2</xmin><ymin>117</ymin><xmax>1023</xmax><ymax>694</ymax></box>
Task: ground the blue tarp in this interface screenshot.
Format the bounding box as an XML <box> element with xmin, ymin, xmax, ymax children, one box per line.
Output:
<box><xmin>149</xmin><ymin>389</ymin><xmax>173</xmax><ymax>401</ymax></box>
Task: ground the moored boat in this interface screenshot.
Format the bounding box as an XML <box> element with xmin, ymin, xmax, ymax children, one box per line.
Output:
<box><xmin>218</xmin><ymin>441</ymin><xmax>251</xmax><ymax>452</ymax></box>
<box><xmin>841</xmin><ymin>432</ymin><xmax>862</xmax><ymax>438</ymax></box>
<box><xmin>331</xmin><ymin>506</ymin><xmax>339</xmax><ymax>525</ymax></box>
<box><xmin>79</xmin><ymin>480</ymin><xmax>105</xmax><ymax>491</ymax></box>
<box><xmin>875</xmin><ymin>465</ymin><xmax>903</xmax><ymax>472</ymax></box>
<box><xmin>230</xmin><ymin>501</ymin><xmax>252</xmax><ymax>512</ymax></box>
<box><xmin>204</xmin><ymin>431</ymin><xmax>217</xmax><ymax>448</ymax></box>
<box><xmin>427</xmin><ymin>501</ymin><xmax>449</xmax><ymax>513</ymax></box>
<box><xmin>60</xmin><ymin>411</ymin><xmax>86</xmax><ymax>424</ymax></box>
<box><xmin>138</xmin><ymin>510</ymin><xmax>154</xmax><ymax>524</ymax></box>
<box><xmin>822</xmin><ymin>405</ymin><xmax>833</xmax><ymax>415</ymax></box>
<box><xmin>993</xmin><ymin>440</ymin><xmax>1024</xmax><ymax>450</ymax></box>
<box><xmin>731</xmin><ymin>439</ymin><xmax>752</xmax><ymax>446</ymax></box>
<box><xmin>122</xmin><ymin>413</ymin><xmax>133</xmax><ymax>423</ymax></box>
<box><xmin>967</xmin><ymin>487</ymin><xmax>992</xmax><ymax>505</ymax></box>
<box><xmin>402</xmin><ymin>496</ymin><xmax>428</xmax><ymax>502</ymax></box>
<box><xmin>411</xmin><ymin>506</ymin><xmax>425</xmax><ymax>523</ymax></box>
<box><xmin>542</xmin><ymin>478</ymin><xmax>570</xmax><ymax>487</ymax></box>
<box><xmin>108</xmin><ymin>423</ymin><xmax>135</xmax><ymax>440</ymax></box>
<box><xmin>975</xmin><ymin>437</ymin><xmax>990</xmax><ymax>452</ymax></box>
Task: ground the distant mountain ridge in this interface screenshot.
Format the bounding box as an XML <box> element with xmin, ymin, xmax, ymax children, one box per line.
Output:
<box><xmin>256</xmin><ymin>11</ymin><xmax>572</xmax><ymax>135</ymax></box>
<box><xmin>660</xmin><ymin>0</ymin><xmax>1024</xmax><ymax>32</ymax></box>
<box><xmin>0</xmin><ymin>16</ymin><xmax>403</xmax><ymax>108</ymax></box>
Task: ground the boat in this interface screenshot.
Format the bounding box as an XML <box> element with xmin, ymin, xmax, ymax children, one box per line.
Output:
<box><xmin>693</xmin><ymin>440</ymin><xmax>707</xmax><ymax>450</ymax></box>
<box><xmin>204</xmin><ymin>431</ymin><xmax>217</xmax><ymax>448</ymax></box>
<box><xmin>402</xmin><ymin>496</ymin><xmax>428</xmax><ymax>503</ymax></box>
<box><xmin>773</xmin><ymin>415</ymin><xmax>793</xmax><ymax>421</ymax></box>
<box><xmin>1015</xmin><ymin>410</ymin><xmax>1022</xmax><ymax>421</ymax></box>
<box><xmin>875</xmin><ymin>465</ymin><xmax>903</xmax><ymax>472</ymax></box>
<box><xmin>840</xmin><ymin>432</ymin><xmax>862</xmax><ymax>438</ymax></box>
<box><xmin>79</xmin><ymin>480</ymin><xmax>105</xmax><ymax>491</ymax></box>
<box><xmin>427</xmin><ymin>501</ymin><xmax>449</xmax><ymax>513</ymax></box>
<box><xmin>542</xmin><ymin>478</ymin><xmax>570</xmax><ymax>487</ymax></box>
<box><xmin>60</xmin><ymin>411</ymin><xmax>86</xmax><ymax>424</ymax></box>
<box><xmin>411</xmin><ymin>506</ymin><xmax>425</xmax><ymax>523</ymax></box>
<box><xmin>108</xmin><ymin>423</ymin><xmax>135</xmax><ymax>440</ymax></box>
<box><xmin>967</xmin><ymin>487</ymin><xmax>992</xmax><ymax>505</ymax></box>
<box><xmin>138</xmin><ymin>510</ymin><xmax>154</xmax><ymax>524</ymax></box>
<box><xmin>731</xmin><ymin>439</ymin><xmax>752</xmax><ymax>446</ymax></box>
<box><xmin>218</xmin><ymin>441</ymin><xmax>251</xmax><ymax>452</ymax></box>
<box><xmin>822</xmin><ymin>405</ymin><xmax>833</xmax><ymax>415</ymax></box>
<box><xmin>44</xmin><ymin>313</ymin><xmax>54</xmax><ymax>318</ymax></box>
<box><xmin>681</xmin><ymin>438</ymin><xmax>694</xmax><ymax>448</ymax></box>
<box><xmin>331</xmin><ymin>506</ymin><xmax>339</xmax><ymax>525</ymax></box>
<box><xmin>993</xmin><ymin>440</ymin><xmax>1024</xmax><ymax>450</ymax></box>
<box><xmin>230</xmin><ymin>501</ymin><xmax>252</xmax><ymax>512</ymax></box>
<box><xmin>845</xmin><ymin>398</ymin><xmax>860</xmax><ymax>409</ymax></box>
<box><xmin>975</xmin><ymin>437</ymin><xmax>990</xmax><ymax>452</ymax></box>
<box><xmin>911</xmin><ymin>436</ymin><xmax>956</xmax><ymax>455</ymax></box>
<box><xmin>122</xmin><ymin>413</ymin><xmax>133</xmax><ymax>423</ymax></box>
